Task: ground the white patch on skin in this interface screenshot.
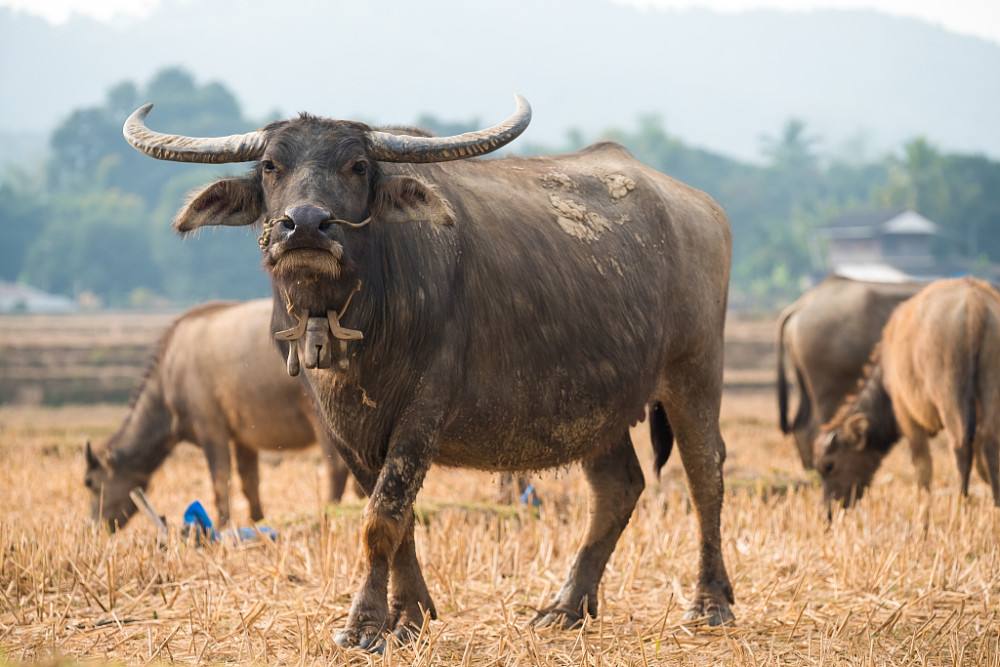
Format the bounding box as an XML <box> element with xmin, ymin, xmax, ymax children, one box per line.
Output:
<box><xmin>540</xmin><ymin>171</ymin><xmax>577</xmax><ymax>190</ymax></box>
<box><xmin>550</xmin><ymin>194</ymin><xmax>612</xmax><ymax>243</ymax></box>
<box><xmin>600</xmin><ymin>173</ymin><xmax>636</xmax><ymax>200</ymax></box>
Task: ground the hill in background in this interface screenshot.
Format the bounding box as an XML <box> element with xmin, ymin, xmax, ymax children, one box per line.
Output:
<box><xmin>1</xmin><ymin>0</ymin><xmax>998</xmax><ymax>167</ymax></box>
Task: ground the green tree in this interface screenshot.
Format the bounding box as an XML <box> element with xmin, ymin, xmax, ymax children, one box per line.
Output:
<box><xmin>21</xmin><ymin>191</ymin><xmax>160</xmax><ymax>304</ymax></box>
<box><xmin>0</xmin><ymin>178</ymin><xmax>46</xmax><ymax>281</ymax></box>
<box><xmin>762</xmin><ymin>119</ymin><xmax>819</xmax><ymax>173</ymax></box>
<box><xmin>877</xmin><ymin>138</ymin><xmax>950</xmax><ymax>216</ymax></box>
<box><xmin>12</xmin><ymin>69</ymin><xmax>1000</xmax><ymax>309</ymax></box>
<box><xmin>47</xmin><ymin>66</ymin><xmax>250</xmax><ymax>204</ymax></box>
<box><xmin>23</xmin><ymin>66</ymin><xmax>268</xmax><ymax>304</ymax></box>
<box><xmin>149</xmin><ymin>169</ymin><xmax>269</xmax><ymax>302</ymax></box>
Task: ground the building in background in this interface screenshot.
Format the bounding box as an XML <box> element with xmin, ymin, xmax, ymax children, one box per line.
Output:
<box><xmin>821</xmin><ymin>208</ymin><xmax>963</xmax><ymax>282</ymax></box>
<box><xmin>0</xmin><ymin>282</ymin><xmax>77</xmax><ymax>314</ymax></box>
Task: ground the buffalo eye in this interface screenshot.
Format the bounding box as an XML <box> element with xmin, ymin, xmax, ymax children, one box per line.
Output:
<box><xmin>84</xmin><ymin>477</ymin><xmax>94</xmax><ymax>490</ymax></box>
<box><xmin>262</xmin><ymin>159</ymin><xmax>277</xmax><ymax>174</ymax></box>
<box><xmin>351</xmin><ymin>160</ymin><xmax>368</xmax><ymax>176</ymax></box>
<box><xmin>818</xmin><ymin>459</ymin><xmax>835</xmax><ymax>476</ymax></box>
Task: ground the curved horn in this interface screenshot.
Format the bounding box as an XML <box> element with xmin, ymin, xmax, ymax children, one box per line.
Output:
<box><xmin>123</xmin><ymin>103</ymin><xmax>267</xmax><ymax>163</ymax></box>
<box><xmin>366</xmin><ymin>94</ymin><xmax>531</xmax><ymax>163</ymax></box>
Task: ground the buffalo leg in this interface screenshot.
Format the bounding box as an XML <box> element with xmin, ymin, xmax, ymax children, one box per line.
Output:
<box><xmin>497</xmin><ymin>472</ymin><xmax>517</xmax><ymax>504</ymax></box>
<box><xmin>974</xmin><ymin>449</ymin><xmax>989</xmax><ymax>485</ymax></box>
<box><xmin>201</xmin><ymin>437</ymin><xmax>233</xmax><ymax>527</ymax></box>
<box><xmin>333</xmin><ymin>414</ymin><xmax>438</xmax><ymax>650</ymax></box>
<box><xmin>350</xmin><ymin>449</ymin><xmax>431</xmax><ymax>641</ymax></box>
<box><xmin>312</xmin><ymin>417</ymin><xmax>356</xmax><ymax>503</ymax></box>
<box><xmin>981</xmin><ymin>436</ymin><xmax>1000</xmax><ymax>506</ymax></box>
<box><xmin>497</xmin><ymin>473</ymin><xmax>531</xmax><ymax>504</ymax></box>
<box><xmin>387</xmin><ymin>516</ymin><xmax>437</xmax><ymax>641</ymax></box>
<box><xmin>326</xmin><ymin>449</ymin><xmax>352</xmax><ymax>503</ymax></box>
<box><xmin>897</xmin><ymin>413</ymin><xmax>933</xmax><ymax>492</ymax></box>
<box><xmin>533</xmin><ymin>432</ymin><xmax>644</xmax><ymax>629</ymax></box>
<box><xmin>234</xmin><ymin>444</ymin><xmax>264</xmax><ymax>522</ymax></box>
<box><xmin>664</xmin><ymin>366</ymin><xmax>735</xmax><ymax>626</ymax></box>
<box><xmin>910</xmin><ymin>435</ymin><xmax>934</xmax><ymax>493</ymax></box>
<box><xmin>952</xmin><ymin>434</ymin><xmax>974</xmax><ymax>497</ymax></box>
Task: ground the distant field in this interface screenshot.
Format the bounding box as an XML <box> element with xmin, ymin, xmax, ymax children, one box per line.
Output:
<box><xmin>0</xmin><ymin>312</ymin><xmax>177</xmax><ymax>405</ymax></box>
<box><xmin>0</xmin><ymin>311</ymin><xmax>777</xmax><ymax>406</ymax></box>
<box><xmin>1</xmin><ymin>385</ymin><xmax>998</xmax><ymax>664</ymax></box>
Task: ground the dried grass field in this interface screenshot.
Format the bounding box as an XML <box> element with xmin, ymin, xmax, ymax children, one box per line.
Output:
<box><xmin>1</xmin><ymin>315</ymin><xmax>999</xmax><ymax>665</ymax></box>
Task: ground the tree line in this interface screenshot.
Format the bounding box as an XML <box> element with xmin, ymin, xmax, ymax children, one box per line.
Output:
<box><xmin>2</xmin><ymin>67</ymin><xmax>998</xmax><ymax>308</ymax></box>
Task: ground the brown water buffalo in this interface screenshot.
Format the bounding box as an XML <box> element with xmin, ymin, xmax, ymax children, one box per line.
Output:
<box><xmin>84</xmin><ymin>299</ymin><xmax>353</xmax><ymax>529</ymax></box>
<box><xmin>777</xmin><ymin>276</ymin><xmax>922</xmax><ymax>469</ymax></box>
<box><xmin>122</xmin><ymin>95</ymin><xmax>733</xmax><ymax>647</ymax></box>
<box><xmin>816</xmin><ymin>277</ymin><xmax>1000</xmax><ymax>508</ymax></box>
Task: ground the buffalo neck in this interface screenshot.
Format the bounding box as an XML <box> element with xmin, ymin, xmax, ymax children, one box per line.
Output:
<box><xmin>845</xmin><ymin>361</ymin><xmax>901</xmax><ymax>455</ymax></box>
<box><xmin>274</xmin><ymin>209</ymin><xmax>459</xmax><ymax>364</ymax></box>
<box><xmin>106</xmin><ymin>370</ymin><xmax>175</xmax><ymax>479</ymax></box>
<box><xmin>270</xmin><ymin>212</ymin><xmax>461</xmax><ymax>468</ymax></box>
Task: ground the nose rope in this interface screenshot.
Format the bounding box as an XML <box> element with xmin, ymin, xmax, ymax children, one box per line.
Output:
<box><xmin>258</xmin><ymin>214</ymin><xmax>372</xmax><ymax>252</ymax></box>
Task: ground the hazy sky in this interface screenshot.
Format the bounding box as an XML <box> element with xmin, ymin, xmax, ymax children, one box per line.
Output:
<box><xmin>2</xmin><ymin>0</ymin><xmax>998</xmax><ymax>44</ymax></box>
<box><xmin>629</xmin><ymin>1</ymin><xmax>1000</xmax><ymax>43</ymax></box>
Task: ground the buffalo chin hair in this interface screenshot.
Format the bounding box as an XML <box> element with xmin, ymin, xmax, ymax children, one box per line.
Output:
<box><xmin>272</xmin><ymin>251</ymin><xmax>342</xmax><ymax>280</ymax></box>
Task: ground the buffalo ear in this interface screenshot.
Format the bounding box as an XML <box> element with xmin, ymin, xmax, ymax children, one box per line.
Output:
<box><xmin>85</xmin><ymin>441</ymin><xmax>99</xmax><ymax>469</ymax></box>
<box><xmin>173</xmin><ymin>176</ymin><xmax>263</xmax><ymax>233</ymax></box>
<box><xmin>844</xmin><ymin>414</ymin><xmax>869</xmax><ymax>449</ymax></box>
<box><xmin>374</xmin><ymin>175</ymin><xmax>455</xmax><ymax>226</ymax></box>
<box><xmin>815</xmin><ymin>430</ymin><xmax>836</xmax><ymax>459</ymax></box>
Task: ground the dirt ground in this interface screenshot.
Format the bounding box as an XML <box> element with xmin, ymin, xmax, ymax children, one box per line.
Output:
<box><xmin>1</xmin><ymin>388</ymin><xmax>998</xmax><ymax>666</ymax></box>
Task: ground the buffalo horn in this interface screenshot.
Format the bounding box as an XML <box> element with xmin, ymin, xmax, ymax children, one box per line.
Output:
<box><xmin>366</xmin><ymin>95</ymin><xmax>531</xmax><ymax>163</ymax></box>
<box><xmin>122</xmin><ymin>104</ymin><xmax>267</xmax><ymax>163</ymax></box>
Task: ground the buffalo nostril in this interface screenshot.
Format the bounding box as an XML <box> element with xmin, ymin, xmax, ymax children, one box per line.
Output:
<box><xmin>281</xmin><ymin>218</ymin><xmax>295</xmax><ymax>231</ymax></box>
<box><xmin>319</xmin><ymin>220</ymin><xmax>333</xmax><ymax>233</ymax></box>
<box><xmin>285</xmin><ymin>205</ymin><xmax>332</xmax><ymax>230</ymax></box>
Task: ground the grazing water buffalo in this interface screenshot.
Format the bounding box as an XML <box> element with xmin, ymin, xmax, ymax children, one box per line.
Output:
<box><xmin>816</xmin><ymin>278</ymin><xmax>1000</xmax><ymax>508</ymax></box>
<box><xmin>777</xmin><ymin>276</ymin><xmax>922</xmax><ymax>469</ymax></box>
<box><xmin>84</xmin><ymin>299</ymin><xmax>353</xmax><ymax>530</ymax></box>
<box><xmin>122</xmin><ymin>95</ymin><xmax>734</xmax><ymax>647</ymax></box>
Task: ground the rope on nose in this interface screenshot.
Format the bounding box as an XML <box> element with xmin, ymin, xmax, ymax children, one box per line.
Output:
<box><xmin>334</xmin><ymin>216</ymin><xmax>372</xmax><ymax>230</ymax></box>
<box><xmin>258</xmin><ymin>214</ymin><xmax>372</xmax><ymax>252</ymax></box>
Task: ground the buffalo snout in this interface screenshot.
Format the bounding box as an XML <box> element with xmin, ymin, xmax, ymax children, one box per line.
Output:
<box><xmin>273</xmin><ymin>203</ymin><xmax>343</xmax><ymax>248</ymax></box>
<box><xmin>285</xmin><ymin>204</ymin><xmax>333</xmax><ymax>232</ymax></box>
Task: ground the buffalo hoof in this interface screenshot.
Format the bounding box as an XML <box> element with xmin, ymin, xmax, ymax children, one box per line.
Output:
<box><xmin>387</xmin><ymin>614</ymin><xmax>430</xmax><ymax>647</ymax></box>
<box><xmin>333</xmin><ymin>625</ymin><xmax>385</xmax><ymax>652</ymax></box>
<box><xmin>351</xmin><ymin>624</ymin><xmax>423</xmax><ymax>656</ymax></box>
<box><xmin>531</xmin><ymin>606</ymin><xmax>587</xmax><ymax>630</ymax></box>
<box><xmin>347</xmin><ymin>623</ymin><xmax>426</xmax><ymax>656</ymax></box>
<box><xmin>389</xmin><ymin>591</ymin><xmax>437</xmax><ymax>629</ymax></box>
<box><xmin>387</xmin><ymin>585</ymin><xmax>436</xmax><ymax>646</ymax></box>
<box><xmin>682</xmin><ymin>590</ymin><xmax>735</xmax><ymax>627</ymax></box>
<box><xmin>682</xmin><ymin>578</ymin><xmax>735</xmax><ymax>627</ymax></box>
<box><xmin>390</xmin><ymin>622</ymin><xmax>423</xmax><ymax>648</ymax></box>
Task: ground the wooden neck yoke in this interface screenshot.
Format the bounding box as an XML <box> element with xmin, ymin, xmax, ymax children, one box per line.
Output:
<box><xmin>274</xmin><ymin>281</ymin><xmax>364</xmax><ymax>377</ymax></box>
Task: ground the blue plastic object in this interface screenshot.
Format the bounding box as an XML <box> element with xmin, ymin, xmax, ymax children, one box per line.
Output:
<box><xmin>182</xmin><ymin>500</ymin><xmax>278</xmax><ymax>544</ymax></box>
<box><xmin>519</xmin><ymin>483</ymin><xmax>542</xmax><ymax>508</ymax></box>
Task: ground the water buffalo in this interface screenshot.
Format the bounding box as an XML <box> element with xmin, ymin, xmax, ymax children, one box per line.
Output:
<box><xmin>122</xmin><ymin>96</ymin><xmax>734</xmax><ymax>647</ymax></box>
<box><xmin>84</xmin><ymin>299</ymin><xmax>353</xmax><ymax>530</ymax></box>
<box><xmin>816</xmin><ymin>277</ymin><xmax>1000</xmax><ymax>507</ymax></box>
<box><xmin>777</xmin><ymin>276</ymin><xmax>922</xmax><ymax>469</ymax></box>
